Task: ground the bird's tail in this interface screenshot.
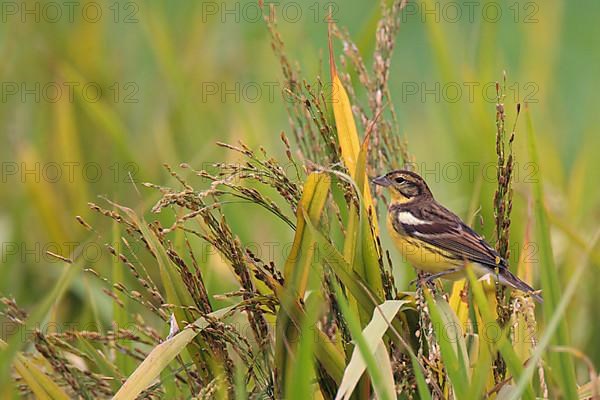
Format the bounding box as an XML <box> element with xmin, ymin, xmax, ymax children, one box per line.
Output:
<box><xmin>498</xmin><ymin>269</ymin><xmax>543</xmax><ymax>303</ymax></box>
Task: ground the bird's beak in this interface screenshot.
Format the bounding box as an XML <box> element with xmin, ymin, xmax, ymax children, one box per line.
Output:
<box><xmin>372</xmin><ymin>175</ymin><xmax>391</xmax><ymax>187</ymax></box>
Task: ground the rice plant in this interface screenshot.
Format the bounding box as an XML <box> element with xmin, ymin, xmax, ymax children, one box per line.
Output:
<box><xmin>1</xmin><ymin>1</ymin><xmax>599</xmax><ymax>399</ymax></box>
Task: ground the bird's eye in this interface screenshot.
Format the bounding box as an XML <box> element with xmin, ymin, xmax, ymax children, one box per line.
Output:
<box><xmin>394</xmin><ymin>177</ymin><xmax>405</xmax><ymax>184</ymax></box>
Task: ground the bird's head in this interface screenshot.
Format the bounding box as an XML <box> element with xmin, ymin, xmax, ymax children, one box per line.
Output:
<box><xmin>372</xmin><ymin>170</ymin><xmax>432</xmax><ymax>203</ymax></box>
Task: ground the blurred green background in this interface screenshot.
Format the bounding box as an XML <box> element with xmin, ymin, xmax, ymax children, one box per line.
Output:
<box><xmin>1</xmin><ymin>0</ymin><xmax>599</xmax><ymax>369</ymax></box>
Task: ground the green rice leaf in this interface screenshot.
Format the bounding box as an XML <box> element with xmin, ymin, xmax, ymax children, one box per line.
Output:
<box><xmin>466</xmin><ymin>268</ymin><xmax>535</xmax><ymax>400</ymax></box>
<box><xmin>525</xmin><ymin>107</ymin><xmax>578</xmax><ymax>398</ymax></box>
<box><xmin>276</xmin><ymin>172</ymin><xmax>332</xmax><ymax>393</ymax></box>
<box><xmin>506</xmin><ymin>231</ymin><xmax>600</xmax><ymax>400</ymax></box>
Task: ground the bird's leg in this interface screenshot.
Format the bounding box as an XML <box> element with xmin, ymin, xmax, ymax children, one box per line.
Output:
<box><xmin>422</xmin><ymin>267</ymin><xmax>463</xmax><ymax>284</ymax></box>
<box><xmin>410</xmin><ymin>270</ymin><xmax>438</xmax><ymax>289</ymax></box>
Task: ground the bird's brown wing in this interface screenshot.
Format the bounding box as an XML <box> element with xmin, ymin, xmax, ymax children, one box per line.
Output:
<box><xmin>395</xmin><ymin>202</ymin><xmax>505</xmax><ymax>269</ymax></box>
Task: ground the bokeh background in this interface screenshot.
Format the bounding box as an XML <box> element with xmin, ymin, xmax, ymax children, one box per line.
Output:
<box><xmin>2</xmin><ymin>0</ymin><xmax>599</xmax><ymax>371</ymax></box>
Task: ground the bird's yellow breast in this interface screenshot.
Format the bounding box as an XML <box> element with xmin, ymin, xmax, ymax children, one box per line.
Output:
<box><xmin>386</xmin><ymin>213</ymin><xmax>462</xmax><ymax>276</ymax></box>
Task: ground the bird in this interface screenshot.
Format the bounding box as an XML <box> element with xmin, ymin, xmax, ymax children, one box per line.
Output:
<box><xmin>372</xmin><ymin>169</ymin><xmax>542</xmax><ymax>303</ymax></box>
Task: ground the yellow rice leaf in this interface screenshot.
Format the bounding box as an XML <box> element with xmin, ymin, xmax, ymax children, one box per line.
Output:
<box><xmin>331</xmin><ymin>72</ymin><xmax>360</xmax><ymax>174</ymax></box>
<box><xmin>448</xmin><ymin>280</ymin><xmax>469</xmax><ymax>330</ymax></box>
<box><xmin>328</xmin><ymin>23</ymin><xmax>379</xmax><ymax>235</ymax></box>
